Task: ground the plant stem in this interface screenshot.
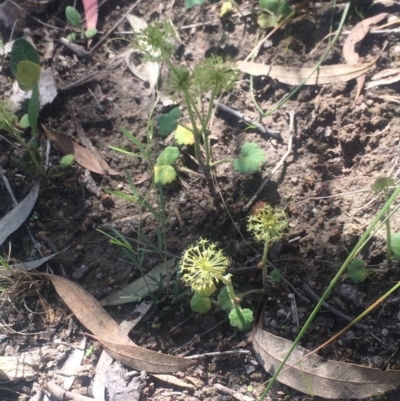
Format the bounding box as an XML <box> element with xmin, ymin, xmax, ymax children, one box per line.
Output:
<box><xmin>261</xmin><ymin>238</ymin><xmax>269</xmax><ymax>288</ymax></box>
<box><xmin>223</xmin><ymin>275</ymin><xmax>247</xmax><ymax>329</ymax></box>
<box><xmin>384</xmin><ymin>188</ymin><xmax>392</xmax><ymax>267</ymax></box>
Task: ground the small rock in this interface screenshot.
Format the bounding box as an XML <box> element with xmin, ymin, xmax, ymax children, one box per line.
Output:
<box><xmin>381</xmin><ymin>328</ymin><xmax>389</xmax><ymax>337</ymax></box>
<box><xmin>72</xmin><ymin>265</ymin><xmax>89</xmax><ymax>279</ymax></box>
<box><xmin>372</xmin><ymin>355</ymin><xmax>384</xmax><ymax>368</ymax></box>
<box><xmin>179</xmin><ymin>193</ymin><xmax>188</xmax><ymax>205</ymax></box>
<box><xmin>270</xmin><ymin>319</ymin><xmax>278</xmax><ymax>328</ymax></box>
<box><xmin>276</xmin><ymin>309</ymin><xmax>287</xmax><ymax>319</ymax></box>
<box><xmin>345</xmin><ymin>330</ymin><xmax>355</xmax><ymax>340</ymax></box>
<box><xmin>199</xmin><ymin>200</ymin><xmax>207</xmax><ymax>209</ymax></box>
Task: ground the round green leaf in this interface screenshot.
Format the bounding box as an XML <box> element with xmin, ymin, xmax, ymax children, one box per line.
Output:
<box><xmin>66</xmin><ymin>6</ymin><xmax>82</xmax><ymax>27</ymax></box>
<box><xmin>66</xmin><ymin>33</ymin><xmax>77</xmax><ymax>42</ymax></box>
<box><xmin>270</xmin><ymin>269</ymin><xmax>282</xmax><ymax>283</ymax></box>
<box><xmin>16</xmin><ymin>61</ymin><xmax>41</xmax><ymax>92</ymax></box>
<box><xmin>158</xmin><ymin>107</ymin><xmax>182</xmax><ymax>136</ymax></box>
<box><xmin>190</xmin><ymin>293</ymin><xmax>212</xmax><ymax>313</ymax></box>
<box><xmin>19</xmin><ymin>114</ymin><xmax>30</xmax><ymax>128</ymax></box>
<box><xmin>154</xmin><ymin>164</ymin><xmax>177</xmax><ymax>184</ymax></box>
<box><xmin>348</xmin><ymin>260</ymin><xmax>369</xmax><ymax>283</ymax></box>
<box><xmin>60</xmin><ymin>154</ymin><xmax>75</xmax><ymax>169</ymax></box>
<box><xmin>217</xmin><ymin>287</ymin><xmax>233</xmax><ymax>311</ymax></box>
<box><xmin>175</xmin><ymin>124</ymin><xmax>194</xmax><ymax>145</ymax></box>
<box><xmin>229</xmin><ymin>307</ymin><xmax>253</xmax><ymax>331</ymax></box>
<box><xmin>85</xmin><ymin>28</ymin><xmax>98</xmax><ymax>39</ymax></box>
<box><xmin>234</xmin><ymin>142</ymin><xmax>266</xmax><ymax>173</ymax></box>
<box><xmin>10</xmin><ymin>39</ymin><xmax>40</xmax><ymax>76</ymax></box>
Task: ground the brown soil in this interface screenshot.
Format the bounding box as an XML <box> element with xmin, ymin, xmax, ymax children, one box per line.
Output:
<box><xmin>2</xmin><ymin>0</ymin><xmax>400</xmax><ymax>400</ymax></box>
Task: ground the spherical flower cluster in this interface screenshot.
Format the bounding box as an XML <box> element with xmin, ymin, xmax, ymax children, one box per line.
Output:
<box><xmin>247</xmin><ymin>204</ymin><xmax>287</xmax><ymax>243</ymax></box>
<box><xmin>180</xmin><ymin>238</ymin><xmax>230</xmax><ymax>293</ymax></box>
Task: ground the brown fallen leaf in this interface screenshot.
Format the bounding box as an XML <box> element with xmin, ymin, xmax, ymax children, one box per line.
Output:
<box><xmin>91</xmin><ymin>335</ymin><xmax>196</xmax><ymax>373</ymax></box>
<box><xmin>343</xmin><ymin>13</ymin><xmax>388</xmax><ymax>101</ymax></box>
<box><xmin>366</xmin><ymin>67</ymin><xmax>400</xmax><ymax>89</ymax></box>
<box><xmin>42</xmin><ymin>273</ymin><xmax>128</xmax><ymax>344</ymax></box>
<box><xmin>237</xmin><ymin>60</ymin><xmax>376</xmax><ymax>86</ymax></box>
<box><xmin>253</xmin><ymin>328</ymin><xmax>400</xmax><ymax>399</ymax></box>
<box><xmin>43</xmin><ymin>274</ymin><xmax>196</xmax><ymax>373</ymax></box>
<box><xmin>42</xmin><ymin>125</ymin><xmax>105</xmax><ymax>175</ymax></box>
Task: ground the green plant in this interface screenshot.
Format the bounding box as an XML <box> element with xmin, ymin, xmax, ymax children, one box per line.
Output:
<box><xmin>247</xmin><ymin>204</ymin><xmax>287</xmax><ymax>286</ymax></box>
<box><xmin>257</xmin><ymin>0</ymin><xmax>292</xmax><ymax>28</ymax></box>
<box><xmin>134</xmin><ymin>22</ymin><xmax>267</xmax><ymax>185</ymax></box>
<box><xmin>372</xmin><ymin>177</ymin><xmax>395</xmax><ymax>266</ymax></box>
<box><xmin>180</xmin><ymin>238</ymin><xmax>254</xmax><ymax>330</ymax></box>
<box><xmin>65</xmin><ymin>6</ymin><xmax>98</xmax><ymax>42</ymax></box>
<box><xmin>185</xmin><ymin>0</ymin><xmax>207</xmax><ymax>8</ymax></box>
<box><xmin>347</xmin><ymin>259</ymin><xmax>370</xmax><ymax>283</ymax></box>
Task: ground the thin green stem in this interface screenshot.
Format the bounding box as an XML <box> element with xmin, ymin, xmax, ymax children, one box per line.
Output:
<box><xmin>384</xmin><ymin>188</ymin><xmax>392</xmax><ymax>267</ymax></box>
<box><xmin>258</xmin><ymin>182</ymin><xmax>400</xmax><ymax>400</ymax></box>
<box><xmin>222</xmin><ymin>275</ymin><xmax>247</xmax><ymax>329</ymax></box>
<box><xmin>261</xmin><ymin>238</ymin><xmax>269</xmax><ymax>287</ymax></box>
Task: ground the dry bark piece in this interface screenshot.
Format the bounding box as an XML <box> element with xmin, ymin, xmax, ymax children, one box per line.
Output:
<box><xmin>343</xmin><ymin>13</ymin><xmax>388</xmax><ymax>100</ymax></box>
<box><xmin>237</xmin><ymin>60</ymin><xmax>376</xmax><ymax>85</ymax></box>
<box><xmin>253</xmin><ymin>328</ymin><xmax>400</xmax><ymax>399</ymax></box>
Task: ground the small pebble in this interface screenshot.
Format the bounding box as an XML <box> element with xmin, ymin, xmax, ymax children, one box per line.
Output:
<box><xmin>270</xmin><ymin>319</ymin><xmax>278</xmax><ymax>328</ymax></box>
<box><xmin>276</xmin><ymin>309</ymin><xmax>287</xmax><ymax>319</ymax></box>
<box><xmin>345</xmin><ymin>330</ymin><xmax>355</xmax><ymax>340</ymax></box>
<box><xmin>381</xmin><ymin>328</ymin><xmax>389</xmax><ymax>337</ymax></box>
<box><xmin>372</xmin><ymin>355</ymin><xmax>384</xmax><ymax>368</ymax></box>
<box><xmin>179</xmin><ymin>193</ymin><xmax>188</xmax><ymax>205</ymax></box>
<box><xmin>72</xmin><ymin>265</ymin><xmax>89</xmax><ymax>279</ymax></box>
<box><xmin>199</xmin><ymin>200</ymin><xmax>207</xmax><ymax>209</ymax></box>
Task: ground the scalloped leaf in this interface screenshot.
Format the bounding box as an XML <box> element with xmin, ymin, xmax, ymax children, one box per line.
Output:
<box><xmin>10</xmin><ymin>39</ymin><xmax>40</xmax><ymax>76</ymax></box>
<box><xmin>348</xmin><ymin>260</ymin><xmax>369</xmax><ymax>283</ymax></box>
<box><xmin>158</xmin><ymin>107</ymin><xmax>182</xmax><ymax>136</ymax></box>
<box><xmin>154</xmin><ymin>146</ymin><xmax>180</xmax><ymax>184</ymax></box>
<box><xmin>234</xmin><ymin>142</ymin><xmax>266</xmax><ymax>173</ymax></box>
<box><xmin>229</xmin><ymin>307</ymin><xmax>253</xmax><ymax>331</ymax></box>
<box><xmin>217</xmin><ymin>287</ymin><xmax>233</xmax><ymax>311</ymax></box>
<box><xmin>190</xmin><ymin>293</ymin><xmax>212</xmax><ymax>313</ymax></box>
<box><xmin>175</xmin><ymin>124</ymin><xmax>194</xmax><ymax>145</ymax></box>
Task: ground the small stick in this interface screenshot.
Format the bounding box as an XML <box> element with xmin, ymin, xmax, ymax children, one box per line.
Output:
<box><xmin>288</xmin><ymin>293</ymin><xmax>299</xmax><ymax>327</ymax></box>
<box><xmin>214</xmin><ymin>383</ymin><xmax>255</xmax><ymax>401</ymax></box>
<box><xmin>215</xmin><ymin>102</ymin><xmax>281</xmax><ymax>141</ymax></box>
<box><xmin>243</xmin><ymin>110</ymin><xmax>296</xmax><ymax>211</ymax></box>
<box><xmin>186</xmin><ymin>349</ymin><xmax>251</xmax><ymax>359</ymax></box>
<box><xmin>302</xmin><ymin>284</ymin><xmax>369</xmax><ymax>331</ymax></box>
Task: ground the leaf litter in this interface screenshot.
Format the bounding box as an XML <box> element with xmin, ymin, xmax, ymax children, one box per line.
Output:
<box><xmin>43</xmin><ymin>273</ymin><xmax>196</xmax><ymax>373</ymax></box>
<box><xmin>253</xmin><ymin>328</ymin><xmax>400</xmax><ymax>399</ymax></box>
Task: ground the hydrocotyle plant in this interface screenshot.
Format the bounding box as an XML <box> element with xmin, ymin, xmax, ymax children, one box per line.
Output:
<box><xmin>180</xmin><ymin>238</ymin><xmax>254</xmax><ymax>330</ymax></box>
<box><xmin>247</xmin><ymin>203</ymin><xmax>287</xmax><ymax>286</ymax></box>
<box><xmin>133</xmin><ymin>22</ymin><xmax>267</xmax><ymax>185</ymax></box>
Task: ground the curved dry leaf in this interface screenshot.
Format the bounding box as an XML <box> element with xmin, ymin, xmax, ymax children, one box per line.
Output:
<box><xmin>100</xmin><ymin>259</ymin><xmax>175</xmax><ymax>306</ymax></box>
<box><xmin>94</xmin><ymin>336</ymin><xmax>196</xmax><ymax>373</ymax></box>
<box><xmin>237</xmin><ymin>61</ymin><xmax>376</xmax><ymax>85</ymax></box>
<box><xmin>42</xmin><ymin>273</ymin><xmax>130</xmax><ymax>344</ymax></box>
<box><xmin>343</xmin><ymin>13</ymin><xmax>388</xmax><ymax>100</ymax></box>
<box><xmin>0</xmin><ymin>180</ymin><xmax>40</xmax><ymax>246</ymax></box>
<box><xmin>253</xmin><ymin>328</ymin><xmax>400</xmax><ymax>399</ymax></box>
<box><xmin>42</xmin><ymin>125</ymin><xmax>105</xmax><ymax>175</ymax></box>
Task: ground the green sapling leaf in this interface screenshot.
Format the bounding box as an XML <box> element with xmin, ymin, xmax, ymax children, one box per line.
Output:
<box><xmin>217</xmin><ymin>287</ymin><xmax>233</xmax><ymax>311</ymax></box>
<box><xmin>60</xmin><ymin>154</ymin><xmax>75</xmax><ymax>169</ymax></box>
<box><xmin>19</xmin><ymin>114</ymin><xmax>30</xmax><ymax>128</ymax></box>
<box><xmin>185</xmin><ymin>0</ymin><xmax>207</xmax><ymax>8</ymax></box>
<box><xmin>348</xmin><ymin>260</ymin><xmax>369</xmax><ymax>283</ymax></box>
<box><xmin>66</xmin><ymin>33</ymin><xmax>77</xmax><ymax>42</ymax></box>
<box><xmin>229</xmin><ymin>307</ymin><xmax>253</xmax><ymax>330</ymax></box>
<box><xmin>234</xmin><ymin>142</ymin><xmax>266</xmax><ymax>173</ymax></box>
<box><xmin>85</xmin><ymin>28</ymin><xmax>98</xmax><ymax>39</ymax></box>
<box><xmin>66</xmin><ymin>6</ymin><xmax>82</xmax><ymax>27</ymax></box>
<box><xmin>372</xmin><ymin>177</ymin><xmax>394</xmax><ymax>192</ymax></box>
<box><xmin>257</xmin><ymin>13</ymin><xmax>280</xmax><ymax>28</ymax></box>
<box><xmin>391</xmin><ymin>232</ymin><xmax>400</xmax><ymax>259</ymax></box>
<box><xmin>10</xmin><ymin>39</ymin><xmax>40</xmax><ymax>76</ymax></box>
<box><xmin>175</xmin><ymin>124</ymin><xmax>194</xmax><ymax>145</ymax></box>
<box><xmin>28</xmin><ymin>82</ymin><xmax>39</xmax><ymax>130</ymax></box>
<box><xmin>154</xmin><ymin>146</ymin><xmax>180</xmax><ymax>184</ymax></box>
<box><xmin>16</xmin><ymin>61</ymin><xmax>41</xmax><ymax>91</ymax></box>
<box><xmin>190</xmin><ymin>292</ymin><xmax>212</xmax><ymax>313</ymax></box>
<box><xmin>158</xmin><ymin>107</ymin><xmax>182</xmax><ymax>135</ymax></box>
<box><xmin>259</xmin><ymin>0</ymin><xmax>291</xmax><ymax>16</ymax></box>
<box><xmin>270</xmin><ymin>269</ymin><xmax>282</xmax><ymax>283</ymax></box>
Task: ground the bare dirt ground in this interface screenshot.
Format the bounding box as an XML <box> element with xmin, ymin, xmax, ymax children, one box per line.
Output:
<box><xmin>2</xmin><ymin>0</ymin><xmax>400</xmax><ymax>400</ymax></box>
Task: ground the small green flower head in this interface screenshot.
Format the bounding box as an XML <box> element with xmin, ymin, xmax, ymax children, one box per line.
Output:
<box><xmin>193</xmin><ymin>55</ymin><xmax>239</xmax><ymax>95</ymax></box>
<box><xmin>180</xmin><ymin>238</ymin><xmax>230</xmax><ymax>293</ymax></box>
<box><xmin>134</xmin><ymin>22</ymin><xmax>177</xmax><ymax>62</ymax></box>
<box><xmin>247</xmin><ymin>204</ymin><xmax>287</xmax><ymax>243</ymax></box>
